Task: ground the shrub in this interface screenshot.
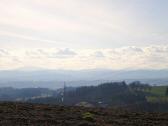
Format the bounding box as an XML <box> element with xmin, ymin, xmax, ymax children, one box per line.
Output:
<box><xmin>82</xmin><ymin>112</ymin><xmax>95</xmax><ymax>122</ymax></box>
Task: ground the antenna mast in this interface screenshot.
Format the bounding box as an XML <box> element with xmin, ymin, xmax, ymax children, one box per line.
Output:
<box><xmin>61</xmin><ymin>82</ymin><xmax>66</xmax><ymax>103</ymax></box>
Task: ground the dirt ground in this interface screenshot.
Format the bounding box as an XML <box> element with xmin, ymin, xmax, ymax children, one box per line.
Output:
<box><xmin>0</xmin><ymin>102</ymin><xmax>167</xmax><ymax>126</ymax></box>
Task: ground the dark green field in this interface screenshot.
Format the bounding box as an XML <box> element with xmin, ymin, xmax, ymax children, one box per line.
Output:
<box><xmin>149</xmin><ymin>86</ymin><xmax>167</xmax><ymax>96</ymax></box>
<box><xmin>146</xmin><ymin>86</ymin><xmax>168</xmax><ymax>103</ymax></box>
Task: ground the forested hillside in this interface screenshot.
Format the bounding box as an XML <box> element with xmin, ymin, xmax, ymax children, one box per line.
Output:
<box><xmin>28</xmin><ymin>81</ymin><xmax>168</xmax><ymax>112</ymax></box>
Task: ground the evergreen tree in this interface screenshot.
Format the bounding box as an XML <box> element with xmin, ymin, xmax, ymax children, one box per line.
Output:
<box><xmin>166</xmin><ymin>87</ymin><xmax>168</xmax><ymax>96</ymax></box>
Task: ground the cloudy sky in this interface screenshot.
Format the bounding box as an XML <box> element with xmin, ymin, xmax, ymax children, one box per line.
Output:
<box><xmin>0</xmin><ymin>0</ymin><xmax>168</xmax><ymax>70</ymax></box>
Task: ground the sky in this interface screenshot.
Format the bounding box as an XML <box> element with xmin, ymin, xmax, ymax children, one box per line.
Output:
<box><xmin>0</xmin><ymin>0</ymin><xmax>168</xmax><ymax>70</ymax></box>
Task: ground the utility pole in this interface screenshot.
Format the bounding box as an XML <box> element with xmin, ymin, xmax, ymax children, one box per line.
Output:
<box><xmin>61</xmin><ymin>82</ymin><xmax>66</xmax><ymax>103</ymax></box>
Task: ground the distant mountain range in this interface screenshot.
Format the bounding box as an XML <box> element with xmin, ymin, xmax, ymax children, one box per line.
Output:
<box><xmin>0</xmin><ymin>69</ymin><xmax>167</xmax><ymax>88</ymax></box>
<box><xmin>0</xmin><ymin>69</ymin><xmax>168</xmax><ymax>81</ymax></box>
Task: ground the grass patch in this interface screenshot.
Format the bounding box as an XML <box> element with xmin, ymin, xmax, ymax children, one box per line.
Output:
<box><xmin>146</xmin><ymin>96</ymin><xmax>168</xmax><ymax>103</ymax></box>
<box><xmin>148</xmin><ymin>86</ymin><xmax>167</xmax><ymax>96</ymax></box>
<box><xmin>82</xmin><ymin>112</ymin><xmax>95</xmax><ymax>122</ymax></box>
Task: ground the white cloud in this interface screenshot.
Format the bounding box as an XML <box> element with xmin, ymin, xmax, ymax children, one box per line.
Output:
<box><xmin>0</xmin><ymin>49</ymin><xmax>10</xmax><ymax>56</ymax></box>
<box><xmin>0</xmin><ymin>0</ymin><xmax>168</xmax><ymax>49</ymax></box>
<box><xmin>91</xmin><ymin>51</ymin><xmax>105</xmax><ymax>58</ymax></box>
<box><xmin>25</xmin><ymin>48</ymin><xmax>77</xmax><ymax>59</ymax></box>
<box><xmin>0</xmin><ymin>45</ymin><xmax>167</xmax><ymax>70</ymax></box>
<box><xmin>0</xmin><ymin>0</ymin><xmax>167</xmax><ymax>69</ymax></box>
<box><xmin>56</xmin><ymin>48</ymin><xmax>77</xmax><ymax>56</ymax></box>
